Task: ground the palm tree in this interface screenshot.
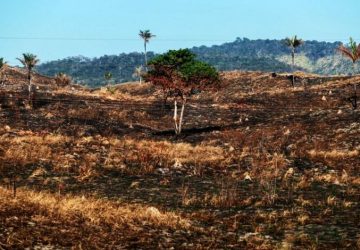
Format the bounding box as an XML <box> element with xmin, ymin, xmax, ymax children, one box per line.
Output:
<box><xmin>132</xmin><ymin>66</ymin><xmax>144</xmax><ymax>84</ymax></box>
<box><xmin>139</xmin><ymin>30</ymin><xmax>155</xmax><ymax>70</ymax></box>
<box><xmin>17</xmin><ymin>53</ymin><xmax>40</xmax><ymax>103</ymax></box>
<box><xmin>284</xmin><ymin>35</ymin><xmax>304</xmax><ymax>87</ymax></box>
<box><xmin>337</xmin><ymin>37</ymin><xmax>360</xmax><ymax>109</ymax></box>
<box><xmin>0</xmin><ymin>58</ymin><xmax>6</xmax><ymax>69</ymax></box>
<box><xmin>104</xmin><ymin>72</ymin><xmax>113</xmax><ymax>85</ymax></box>
<box><xmin>0</xmin><ymin>58</ymin><xmax>7</xmax><ymax>85</ymax></box>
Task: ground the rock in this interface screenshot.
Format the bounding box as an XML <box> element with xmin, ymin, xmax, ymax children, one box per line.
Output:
<box><xmin>243</xmin><ymin>172</ymin><xmax>252</xmax><ymax>182</ymax></box>
<box><xmin>4</xmin><ymin>125</ymin><xmax>11</xmax><ymax>132</ymax></box>
<box><xmin>157</xmin><ymin>168</ymin><xmax>169</xmax><ymax>175</ymax></box>
<box><xmin>173</xmin><ymin>159</ymin><xmax>182</xmax><ymax>169</ymax></box>
<box><xmin>130</xmin><ymin>181</ymin><xmax>140</xmax><ymax>188</ymax></box>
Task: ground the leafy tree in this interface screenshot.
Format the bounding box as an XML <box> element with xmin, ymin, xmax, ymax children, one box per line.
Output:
<box><xmin>284</xmin><ymin>36</ymin><xmax>304</xmax><ymax>87</ymax></box>
<box><xmin>139</xmin><ymin>30</ymin><xmax>156</xmax><ymax>70</ymax></box>
<box><xmin>132</xmin><ymin>66</ymin><xmax>144</xmax><ymax>84</ymax></box>
<box><xmin>337</xmin><ymin>37</ymin><xmax>360</xmax><ymax>109</ymax></box>
<box><xmin>104</xmin><ymin>72</ymin><xmax>113</xmax><ymax>85</ymax></box>
<box><xmin>146</xmin><ymin>49</ymin><xmax>220</xmax><ymax>134</ymax></box>
<box><xmin>17</xmin><ymin>53</ymin><xmax>40</xmax><ymax>103</ymax></box>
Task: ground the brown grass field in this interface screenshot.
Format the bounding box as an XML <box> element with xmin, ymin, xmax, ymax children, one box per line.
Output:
<box><xmin>0</xmin><ymin>68</ymin><xmax>359</xmax><ymax>249</ymax></box>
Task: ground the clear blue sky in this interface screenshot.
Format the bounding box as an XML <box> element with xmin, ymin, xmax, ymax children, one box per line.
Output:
<box><xmin>1</xmin><ymin>0</ymin><xmax>359</xmax><ymax>65</ymax></box>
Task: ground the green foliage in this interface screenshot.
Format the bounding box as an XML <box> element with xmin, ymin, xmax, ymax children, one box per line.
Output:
<box><xmin>149</xmin><ymin>49</ymin><xmax>196</xmax><ymax>69</ymax></box>
<box><xmin>147</xmin><ymin>49</ymin><xmax>219</xmax><ymax>94</ymax></box>
<box><xmin>104</xmin><ymin>72</ymin><xmax>112</xmax><ymax>81</ymax></box>
<box><xmin>180</xmin><ymin>61</ymin><xmax>219</xmax><ymax>85</ymax></box>
<box><xmin>337</xmin><ymin>37</ymin><xmax>360</xmax><ymax>64</ymax></box>
<box><xmin>139</xmin><ymin>30</ymin><xmax>156</xmax><ymax>43</ymax></box>
<box><xmin>284</xmin><ymin>35</ymin><xmax>304</xmax><ymax>49</ymax></box>
<box><xmin>17</xmin><ymin>53</ymin><xmax>40</xmax><ymax>71</ymax></box>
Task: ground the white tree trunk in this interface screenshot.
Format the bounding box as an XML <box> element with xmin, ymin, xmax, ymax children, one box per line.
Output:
<box><xmin>144</xmin><ymin>42</ymin><xmax>148</xmax><ymax>71</ymax></box>
<box><xmin>28</xmin><ymin>71</ymin><xmax>32</xmax><ymax>106</ymax></box>
<box><xmin>178</xmin><ymin>98</ymin><xmax>186</xmax><ymax>134</ymax></box>
<box><xmin>291</xmin><ymin>49</ymin><xmax>295</xmax><ymax>88</ymax></box>
<box><xmin>353</xmin><ymin>63</ymin><xmax>357</xmax><ymax>109</ymax></box>
<box><xmin>174</xmin><ymin>99</ymin><xmax>179</xmax><ymax>134</ymax></box>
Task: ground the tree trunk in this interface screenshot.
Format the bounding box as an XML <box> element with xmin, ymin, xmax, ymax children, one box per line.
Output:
<box><xmin>28</xmin><ymin>70</ymin><xmax>32</xmax><ymax>107</ymax></box>
<box><xmin>174</xmin><ymin>99</ymin><xmax>179</xmax><ymax>134</ymax></box>
<box><xmin>139</xmin><ymin>76</ymin><xmax>142</xmax><ymax>84</ymax></box>
<box><xmin>353</xmin><ymin>63</ymin><xmax>357</xmax><ymax>109</ymax></box>
<box><xmin>178</xmin><ymin>98</ymin><xmax>187</xmax><ymax>134</ymax></box>
<box><xmin>144</xmin><ymin>42</ymin><xmax>148</xmax><ymax>71</ymax></box>
<box><xmin>291</xmin><ymin>49</ymin><xmax>295</xmax><ymax>88</ymax></box>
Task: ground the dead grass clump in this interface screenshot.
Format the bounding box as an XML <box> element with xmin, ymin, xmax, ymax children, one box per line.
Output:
<box><xmin>308</xmin><ymin>149</ymin><xmax>359</xmax><ymax>159</ymax></box>
<box><xmin>0</xmin><ymin>187</ymin><xmax>191</xmax><ymax>229</ymax></box>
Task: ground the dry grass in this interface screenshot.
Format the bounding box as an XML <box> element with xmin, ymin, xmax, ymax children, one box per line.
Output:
<box><xmin>0</xmin><ymin>70</ymin><xmax>359</xmax><ymax>249</ymax></box>
<box><xmin>0</xmin><ymin>187</ymin><xmax>190</xmax><ymax>229</ymax></box>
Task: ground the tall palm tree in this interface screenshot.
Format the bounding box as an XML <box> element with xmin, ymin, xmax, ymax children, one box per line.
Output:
<box><xmin>132</xmin><ymin>66</ymin><xmax>144</xmax><ymax>84</ymax></box>
<box><xmin>284</xmin><ymin>35</ymin><xmax>304</xmax><ymax>87</ymax></box>
<box><xmin>139</xmin><ymin>30</ymin><xmax>155</xmax><ymax>70</ymax></box>
<box><xmin>337</xmin><ymin>37</ymin><xmax>360</xmax><ymax>109</ymax></box>
<box><xmin>17</xmin><ymin>53</ymin><xmax>40</xmax><ymax>103</ymax></box>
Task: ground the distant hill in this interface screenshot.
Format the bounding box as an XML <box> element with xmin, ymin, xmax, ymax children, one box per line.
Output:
<box><xmin>36</xmin><ymin>38</ymin><xmax>360</xmax><ymax>87</ymax></box>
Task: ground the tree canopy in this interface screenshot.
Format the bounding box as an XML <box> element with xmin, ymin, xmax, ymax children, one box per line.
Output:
<box><xmin>146</xmin><ymin>49</ymin><xmax>220</xmax><ymax>97</ymax></box>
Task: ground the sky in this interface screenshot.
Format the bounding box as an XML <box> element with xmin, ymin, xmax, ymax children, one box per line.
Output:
<box><xmin>1</xmin><ymin>0</ymin><xmax>359</xmax><ymax>65</ymax></box>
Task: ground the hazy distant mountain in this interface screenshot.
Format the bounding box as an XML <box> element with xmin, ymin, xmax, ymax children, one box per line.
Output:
<box><xmin>36</xmin><ymin>38</ymin><xmax>359</xmax><ymax>87</ymax></box>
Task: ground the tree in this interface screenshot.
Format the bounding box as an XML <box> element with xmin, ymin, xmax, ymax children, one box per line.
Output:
<box><xmin>0</xmin><ymin>58</ymin><xmax>7</xmax><ymax>85</ymax></box>
<box><xmin>132</xmin><ymin>66</ymin><xmax>144</xmax><ymax>84</ymax></box>
<box><xmin>337</xmin><ymin>37</ymin><xmax>360</xmax><ymax>109</ymax></box>
<box><xmin>139</xmin><ymin>30</ymin><xmax>156</xmax><ymax>70</ymax></box>
<box><xmin>17</xmin><ymin>53</ymin><xmax>40</xmax><ymax>104</ymax></box>
<box><xmin>104</xmin><ymin>72</ymin><xmax>113</xmax><ymax>85</ymax></box>
<box><xmin>145</xmin><ymin>49</ymin><xmax>220</xmax><ymax>135</ymax></box>
<box><xmin>284</xmin><ymin>36</ymin><xmax>304</xmax><ymax>87</ymax></box>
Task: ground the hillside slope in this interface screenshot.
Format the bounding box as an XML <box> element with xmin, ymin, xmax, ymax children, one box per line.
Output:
<box><xmin>36</xmin><ymin>38</ymin><xmax>360</xmax><ymax>87</ymax></box>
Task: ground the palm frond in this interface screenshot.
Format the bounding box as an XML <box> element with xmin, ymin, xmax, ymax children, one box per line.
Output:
<box><xmin>139</xmin><ymin>30</ymin><xmax>156</xmax><ymax>42</ymax></box>
<box><xmin>337</xmin><ymin>44</ymin><xmax>355</xmax><ymax>61</ymax></box>
<box><xmin>284</xmin><ymin>36</ymin><xmax>303</xmax><ymax>48</ymax></box>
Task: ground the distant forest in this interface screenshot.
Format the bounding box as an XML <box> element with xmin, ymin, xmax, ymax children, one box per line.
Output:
<box><xmin>36</xmin><ymin>38</ymin><xmax>360</xmax><ymax>87</ymax></box>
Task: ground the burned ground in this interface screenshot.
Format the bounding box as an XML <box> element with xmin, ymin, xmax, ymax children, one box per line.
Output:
<box><xmin>0</xmin><ymin>69</ymin><xmax>359</xmax><ymax>249</ymax></box>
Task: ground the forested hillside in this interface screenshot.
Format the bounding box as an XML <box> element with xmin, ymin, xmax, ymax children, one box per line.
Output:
<box><xmin>36</xmin><ymin>38</ymin><xmax>359</xmax><ymax>87</ymax></box>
